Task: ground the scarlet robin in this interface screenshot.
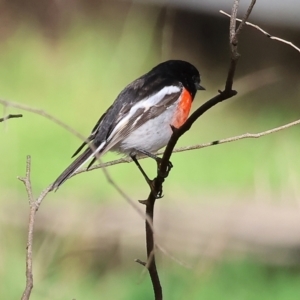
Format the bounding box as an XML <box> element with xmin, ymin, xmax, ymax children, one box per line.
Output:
<box><xmin>51</xmin><ymin>60</ymin><xmax>205</xmax><ymax>191</ymax></box>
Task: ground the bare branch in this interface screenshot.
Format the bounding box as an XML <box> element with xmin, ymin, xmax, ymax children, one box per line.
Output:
<box><xmin>0</xmin><ymin>99</ymin><xmax>87</xmax><ymax>141</ymax></box>
<box><xmin>17</xmin><ymin>158</ymin><xmax>59</xmax><ymax>300</ymax></box>
<box><xmin>174</xmin><ymin>119</ymin><xmax>300</xmax><ymax>151</ymax></box>
<box><xmin>156</xmin><ymin>244</ymin><xmax>192</xmax><ymax>269</ymax></box>
<box><xmin>100</xmin><ymin>164</ymin><xmax>155</xmax><ymax>234</ymax></box>
<box><xmin>0</xmin><ymin>113</ymin><xmax>23</xmax><ymax>122</ymax></box>
<box><xmin>137</xmin><ymin>1</ymin><xmax>257</xmax><ymax>298</ymax></box>
<box><xmin>69</xmin><ymin>116</ymin><xmax>300</xmax><ymax>175</ymax></box>
<box><xmin>220</xmin><ymin>10</ymin><xmax>300</xmax><ymax>53</ymax></box>
<box><xmin>35</xmin><ymin>185</ymin><xmax>53</xmax><ymax>207</ymax></box>
<box><xmin>18</xmin><ymin>156</ymin><xmax>35</xmax><ymax>300</ymax></box>
<box><xmin>135</xmin><ymin>259</ymin><xmax>146</xmax><ymax>267</ymax></box>
<box><xmin>235</xmin><ymin>0</ymin><xmax>256</xmax><ymax>37</ymax></box>
<box><xmin>225</xmin><ymin>0</ymin><xmax>256</xmax><ymax>92</ymax></box>
<box><xmin>229</xmin><ymin>0</ymin><xmax>239</xmax><ymax>44</ymax></box>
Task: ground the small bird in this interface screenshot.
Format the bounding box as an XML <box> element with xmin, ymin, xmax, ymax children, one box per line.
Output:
<box><xmin>51</xmin><ymin>60</ymin><xmax>205</xmax><ymax>191</ymax></box>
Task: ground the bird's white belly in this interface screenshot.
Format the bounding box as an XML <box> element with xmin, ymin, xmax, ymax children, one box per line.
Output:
<box><xmin>116</xmin><ymin>105</ymin><xmax>176</xmax><ymax>154</ymax></box>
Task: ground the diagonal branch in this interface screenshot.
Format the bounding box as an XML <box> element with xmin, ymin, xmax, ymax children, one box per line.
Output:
<box><xmin>0</xmin><ymin>99</ymin><xmax>86</xmax><ymax>141</ymax></box>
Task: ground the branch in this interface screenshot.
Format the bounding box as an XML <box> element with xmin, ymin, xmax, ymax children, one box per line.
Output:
<box><xmin>171</xmin><ymin>118</ymin><xmax>300</xmax><ymax>153</ymax></box>
<box><xmin>220</xmin><ymin>10</ymin><xmax>300</xmax><ymax>53</ymax></box>
<box><xmin>0</xmin><ymin>113</ymin><xmax>23</xmax><ymax>122</ymax></box>
<box><xmin>67</xmin><ymin>115</ymin><xmax>300</xmax><ymax>176</ymax></box>
<box><xmin>17</xmin><ymin>156</ymin><xmax>58</xmax><ymax>300</ymax></box>
<box><xmin>226</xmin><ymin>0</ymin><xmax>256</xmax><ymax>91</ymax></box>
<box><xmin>136</xmin><ymin>1</ymin><xmax>257</xmax><ymax>299</ymax></box>
<box><xmin>147</xmin><ymin>0</ymin><xmax>258</xmax><ymax>184</ymax></box>
<box><xmin>0</xmin><ymin>99</ymin><xmax>87</xmax><ymax>141</ymax></box>
<box><xmin>101</xmin><ymin>162</ymin><xmax>156</xmax><ymax>235</ymax></box>
<box><xmin>235</xmin><ymin>0</ymin><xmax>256</xmax><ymax>37</ymax></box>
<box><xmin>18</xmin><ymin>156</ymin><xmax>35</xmax><ymax>300</ymax></box>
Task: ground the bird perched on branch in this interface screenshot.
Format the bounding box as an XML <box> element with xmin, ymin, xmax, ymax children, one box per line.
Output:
<box><xmin>51</xmin><ymin>60</ymin><xmax>204</xmax><ymax>191</ymax></box>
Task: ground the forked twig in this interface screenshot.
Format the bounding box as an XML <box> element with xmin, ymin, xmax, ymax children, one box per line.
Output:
<box><xmin>220</xmin><ymin>10</ymin><xmax>300</xmax><ymax>53</ymax></box>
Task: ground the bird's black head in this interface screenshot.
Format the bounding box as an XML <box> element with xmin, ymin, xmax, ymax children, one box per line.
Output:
<box><xmin>152</xmin><ymin>60</ymin><xmax>205</xmax><ymax>98</ymax></box>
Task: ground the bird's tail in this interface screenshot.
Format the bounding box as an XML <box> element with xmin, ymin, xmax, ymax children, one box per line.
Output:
<box><xmin>50</xmin><ymin>147</ymin><xmax>94</xmax><ymax>191</ymax></box>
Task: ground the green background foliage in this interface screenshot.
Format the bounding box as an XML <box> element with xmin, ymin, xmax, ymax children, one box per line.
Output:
<box><xmin>1</xmin><ymin>5</ymin><xmax>300</xmax><ymax>299</ymax></box>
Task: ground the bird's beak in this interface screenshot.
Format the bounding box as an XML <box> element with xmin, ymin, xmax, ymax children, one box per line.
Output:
<box><xmin>195</xmin><ymin>83</ymin><xmax>205</xmax><ymax>90</ymax></box>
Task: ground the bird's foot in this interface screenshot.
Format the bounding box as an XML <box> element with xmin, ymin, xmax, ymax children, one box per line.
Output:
<box><xmin>156</xmin><ymin>157</ymin><xmax>173</xmax><ymax>179</ymax></box>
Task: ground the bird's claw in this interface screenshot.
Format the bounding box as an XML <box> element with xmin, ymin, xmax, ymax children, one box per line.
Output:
<box><xmin>157</xmin><ymin>159</ymin><xmax>173</xmax><ymax>179</ymax></box>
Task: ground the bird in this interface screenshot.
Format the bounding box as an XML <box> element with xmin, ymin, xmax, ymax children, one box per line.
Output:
<box><xmin>51</xmin><ymin>60</ymin><xmax>205</xmax><ymax>191</ymax></box>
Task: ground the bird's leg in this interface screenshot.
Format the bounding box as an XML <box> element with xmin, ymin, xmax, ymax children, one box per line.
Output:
<box><xmin>130</xmin><ymin>153</ymin><xmax>163</xmax><ymax>199</ymax></box>
<box><xmin>130</xmin><ymin>153</ymin><xmax>152</xmax><ymax>185</ymax></box>
<box><xmin>137</xmin><ymin>149</ymin><xmax>173</xmax><ymax>179</ymax></box>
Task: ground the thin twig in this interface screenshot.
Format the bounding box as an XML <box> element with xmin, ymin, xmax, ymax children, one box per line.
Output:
<box><xmin>229</xmin><ymin>0</ymin><xmax>239</xmax><ymax>44</ymax></box>
<box><xmin>174</xmin><ymin>118</ymin><xmax>300</xmax><ymax>151</ymax></box>
<box><xmin>16</xmin><ymin>156</ymin><xmax>57</xmax><ymax>300</ymax></box>
<box><xmin>0</xmin><ymin>99</ymin><xmax>87</xmax><ymax>141</ymax></box>
<box><xmin>220</xmin><ymin>10</ymin><xmax>300</xmax><ymax>53</ymax></box>
<box><xmin>18</xmin><ymin>156</ymin><xmax>35</xmax><ymax>300</ymax></box>
<box><xmin>135</xmin><ymin>259</ymin><xmax>146</xmax><ymax>267</ymax></box>
<box><xmin>156</xmin><ymin>244</ymin><xmax>192</xmax><ymax>269</ymax></box>
<box><xmin>0</xmin><ymin>113</ymin><xmax>23</xmax><ymax>122</ymax></box>
<box><xmin>101</xmin><ymin>164</ymin><xmax>155</xmax><ymax>234</ymax></box>
<box><xmin>225</xmin><ymin>0</ymin><xmax>240</xmax><ymax>92</ymax></box>
<box><xmin>70</xmin><ymin>116</ymin><xmax>300</xmax><ymax>174</ymax></box>
<box><xmin>235</xmin><ymin>0</ymin><xmax>256</xmax><ymax>37</ymax></box>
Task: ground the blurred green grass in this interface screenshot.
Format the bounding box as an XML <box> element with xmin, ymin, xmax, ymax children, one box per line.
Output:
<box><xmin>3</xmin><ymin>227</ymin><xmax>300</xmax><ymax>300</ymax></box>
<box><xmin>1</xmin><ymin>12</ymin><xmax>300</xmax><ymax>300</ymax></box>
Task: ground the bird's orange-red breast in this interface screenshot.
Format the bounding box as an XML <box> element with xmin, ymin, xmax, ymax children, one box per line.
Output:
<box><xmin>172</xmin><ymin>88</ymin><xmax>193</xmax><ymax>128</ymax></box>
